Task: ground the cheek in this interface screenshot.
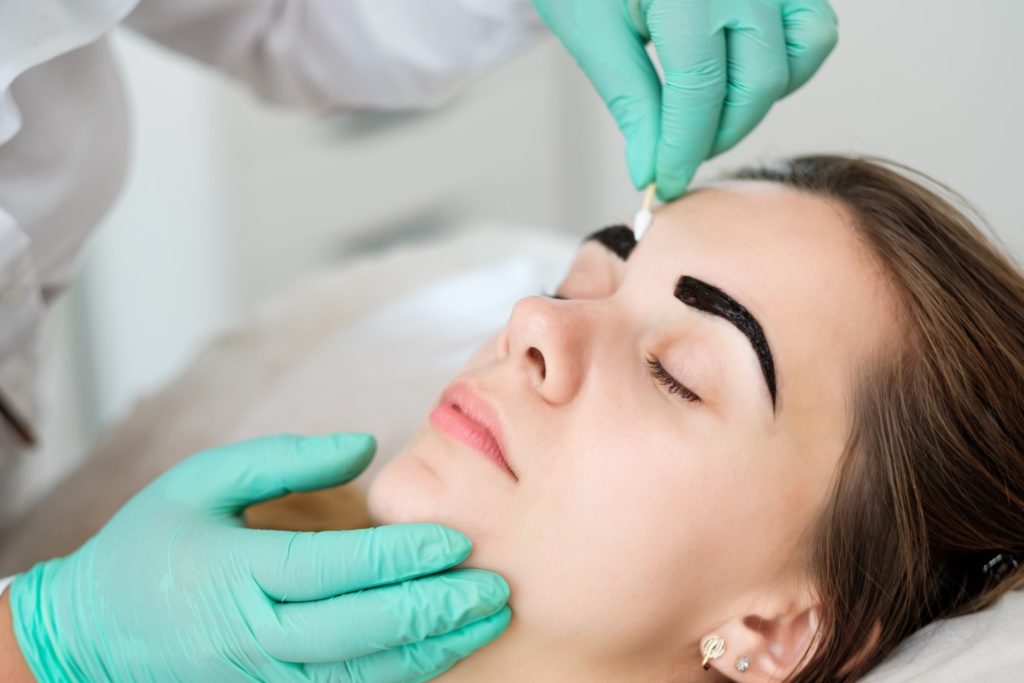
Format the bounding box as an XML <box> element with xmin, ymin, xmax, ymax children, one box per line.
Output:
<box><xmin>707</xmin><ymin>432</ymin><xmax>831</xmax><ymax>592</ymax></box>
<box><xmin>508</xmin><ymin>419</ymin><xmax>714</xmax><ymax>655</ymax></box>
<box><xmin>509</xmin><ymin>403</ymin><xmax>802</xmax><ymax>656</ymax></box>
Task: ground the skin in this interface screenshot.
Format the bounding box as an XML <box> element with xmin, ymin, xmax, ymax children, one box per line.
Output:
<box><xmin>0</xmin><ymin>593</ymin><xmax>32</xmax><ymax>682</ymax></box>
<box><xmin>369</xmin><ymin>181</ymin><xmax>900</xmax><ymax>682</ymax></box>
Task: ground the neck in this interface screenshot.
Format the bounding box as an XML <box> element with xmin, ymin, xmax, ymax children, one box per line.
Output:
<box><xmin>433</xmin><ymin>617</ymin><xmax>707</xmax><ymax>683</ymax></box>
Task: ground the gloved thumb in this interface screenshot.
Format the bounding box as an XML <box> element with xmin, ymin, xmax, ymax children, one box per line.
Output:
<box><xmin>161</xmin><ymin>433</ymin><xmax>376</xmax><ymax>512</ymax></box>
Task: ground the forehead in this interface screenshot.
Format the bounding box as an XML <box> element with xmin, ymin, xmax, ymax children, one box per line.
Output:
<box><xmin>629</xmin><ymin>181</ymin><xmax>898</xmax><ymax>428</ymax></box>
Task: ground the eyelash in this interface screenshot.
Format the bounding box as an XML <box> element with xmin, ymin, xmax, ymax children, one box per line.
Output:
<box><xmin>646</xmin><ymin>357</ymin><xmax>702</xmax><ymax>404</ymax></box>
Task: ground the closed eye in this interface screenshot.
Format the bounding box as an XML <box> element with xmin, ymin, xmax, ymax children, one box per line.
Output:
<box><xmin>543</xmin><ymin>292</ymin><xmax>700</xmax><ymax>404</ymax></box>
<box><xmin>646</xmin><ymin>357</ymin><xmax>702</xmax><ymax>404</ymax></box>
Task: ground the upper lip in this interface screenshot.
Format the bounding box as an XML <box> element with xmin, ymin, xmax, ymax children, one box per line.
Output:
<box><xmin>439</xmin><ymin>381</ymin><xmax>517</xmax><ymax>480</ymax></box>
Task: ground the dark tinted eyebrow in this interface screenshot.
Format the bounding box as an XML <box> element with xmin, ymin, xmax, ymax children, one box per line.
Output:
<box><xmin>675</xmin><ymin>276</ymin><xmax>777</xmax><ymax>410</ymax></box>
<box><xmin>584</xmin><ymin>224</ymin><xmax>636</xmax><ymax>261</ymax></box>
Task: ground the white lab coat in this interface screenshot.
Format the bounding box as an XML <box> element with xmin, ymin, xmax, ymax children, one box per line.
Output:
<box><xmin>0</xmin><ymin>0</ymin><xmax>545</xmax><ymax>459</ymax></box>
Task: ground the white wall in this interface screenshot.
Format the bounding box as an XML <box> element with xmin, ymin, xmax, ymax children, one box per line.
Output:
<box><xmin>723</xmin><ymin>0</ymin><xmax>1023</xmax><ymax>256</ymax></box>
<box><xmin>17</xmin><ymin>0</ymin><xmax>1023</xmax><ymax>514</ymax></box>
<box><xmin>81</xmin><ymin>32</ymin><xmax>235</xmax><ymax>429</ymax></box>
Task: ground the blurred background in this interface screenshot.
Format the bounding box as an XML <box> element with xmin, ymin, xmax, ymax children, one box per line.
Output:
<box><xmin>7</xmin><ymin>0</ymin><xmax>1022</xmax><ymax>517</ymax></box>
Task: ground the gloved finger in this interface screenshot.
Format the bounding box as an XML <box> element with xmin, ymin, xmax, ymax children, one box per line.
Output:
<box><xmin>780</xmin><ymin>0</ymin><xmax>839</xmax><ymax>95</ymax></box>
<box><xmin>709</xmin><ymin>2</ymin><xmax>789</xmax><ymax>157</ymax></box>
<box><xmin>648</xmin><ymin>3</ymin><xmax>728</xmax><ymax>200</ymax></box>
<box><xmin>255</xmin><ymin>569</ymin><xmax>510</xmax><ymax>664</ymax></box>
<box><xmin>247</xmin><ymin>523</ymin><xmax>473</xmax><ymax>602</ymax></box>
<box><xmin>615</xmin><ymin>45</ymin><xmax>663</xmax><ymax>191</ymax></box>
<box><xmin>534</xmin><ymin>1</ymin><xmax>661</xmax><ymax>189</ymax></box>
<box><xmin>164</xmin><ymin>433</ymin><xmax>376</xmax><ymax>511</ymax></box>
<box><xmin>303</xmin><ymin>606</ymin><xmax>512</xmax><ymax>683</ymax></box>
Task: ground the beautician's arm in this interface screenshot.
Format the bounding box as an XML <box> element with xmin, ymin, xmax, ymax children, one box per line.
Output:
<box><xmin>0</xmin><ymin>593</ymin><xmax>32</xmax><ymax>683</ymax></box>
<box><xmin>124</xmin><ymin>0</ymin><xmax>545</xmax><ymax>110</ymax></box>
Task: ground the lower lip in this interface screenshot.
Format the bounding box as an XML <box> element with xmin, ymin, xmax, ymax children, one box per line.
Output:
<box><xmin>429</xmin><ymin>403</ymin><xmax>513</xmax><ymax>477</ymax></box>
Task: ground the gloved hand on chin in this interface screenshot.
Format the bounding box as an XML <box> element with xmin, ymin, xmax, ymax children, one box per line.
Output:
<box><xmin>9</xmin><ymin>434</ymin><xmax>510</xmax><ymax>682</ymax></box>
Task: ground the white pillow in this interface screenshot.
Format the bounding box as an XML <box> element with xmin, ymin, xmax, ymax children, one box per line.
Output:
<box><xmin>861</xmin><ymin>590</ymin><xmax>1023</xmax><ymax>682</ymax></box>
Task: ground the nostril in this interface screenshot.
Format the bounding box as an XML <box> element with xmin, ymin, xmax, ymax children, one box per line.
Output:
<box><xmin>527</xmin><ymin>347</ymin><xmax>546</xmax><ymax>380</ymax></box>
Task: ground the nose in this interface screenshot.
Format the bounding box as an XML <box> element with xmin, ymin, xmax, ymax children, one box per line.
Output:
<box><xmin>497</xmin><ymin>296</ymin><xmax>588</xmax><ymax>405</ymax></box>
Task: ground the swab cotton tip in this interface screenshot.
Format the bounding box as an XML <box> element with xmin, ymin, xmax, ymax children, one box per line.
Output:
<box><xmin>634</xmin><ymin>209</ymin><xmax>653</xmax><ymax>239</ymax></box>
<box><xmin>634</xmin><ymin>183</ymin><xmax>657</xmax><ymax>240</ymax></box>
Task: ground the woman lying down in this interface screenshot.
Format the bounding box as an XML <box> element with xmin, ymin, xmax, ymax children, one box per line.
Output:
<box><xmin>249</xmin><ymin>154</ymin><xmax>1024</xmax><ymax>682</ymax></box>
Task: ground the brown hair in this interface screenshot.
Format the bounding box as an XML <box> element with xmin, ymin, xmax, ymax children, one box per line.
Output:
<box><xmin>727</xmin><ymin>156</ymin><xmax>1024</xmax><ymax>681</ymax></box>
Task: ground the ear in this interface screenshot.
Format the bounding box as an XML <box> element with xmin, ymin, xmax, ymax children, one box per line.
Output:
<box><xmin>702</xmin><ymin>597</ymin><xmax>821</xmax><ymax>682</ymax></box>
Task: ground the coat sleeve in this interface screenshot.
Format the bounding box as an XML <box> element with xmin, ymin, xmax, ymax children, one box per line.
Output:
<box><xmin>123</xmin><ymin>0</ymin><xmax>547</xmax><ymax>110</ymax></box>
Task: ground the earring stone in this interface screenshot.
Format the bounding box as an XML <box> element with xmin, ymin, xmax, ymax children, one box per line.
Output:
<box><xmin>700</xmin><ymin>635</ymin><xmax>726</xmax><ymax>670</ymax></box>
<box><xmin>736</xmin><ymin>656</ymin><xmax>751</xmax><ymax>673</ymax></box>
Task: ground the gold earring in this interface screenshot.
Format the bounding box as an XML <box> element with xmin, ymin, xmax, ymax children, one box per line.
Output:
<box><xmin>700</xmin><ymin>635</ymin><xmax>726</xmax><ymax>671</ymax></box>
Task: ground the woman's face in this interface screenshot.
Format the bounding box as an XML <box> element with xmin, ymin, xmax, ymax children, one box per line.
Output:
<box><xmin>368</xmin><ymin>182</ymin><xmax>899</xmax><ymax>673</ymax></box>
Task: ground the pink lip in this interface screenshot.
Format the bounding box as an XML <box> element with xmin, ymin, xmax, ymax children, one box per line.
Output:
<box><xmin>429</xmin><ymin>383</ymin><xmax>517</xmax><ymax>481</ymax></box>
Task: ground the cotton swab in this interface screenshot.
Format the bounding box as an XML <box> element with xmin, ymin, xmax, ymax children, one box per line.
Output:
<box><xmin>633</xmin><ymin>183</ymin><xmax>657</xmax><ymax>240</ymax></box>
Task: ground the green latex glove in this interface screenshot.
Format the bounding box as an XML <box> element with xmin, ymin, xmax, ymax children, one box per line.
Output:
<box><xmin>9</xmin><ymin>434</ymin><xmax>510</xmax><ymax>682</ymax></box>
<box><xmin>534</xmin><ymin>0</ymin><xmax>839</xmax><ymax>199</ymax></box>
